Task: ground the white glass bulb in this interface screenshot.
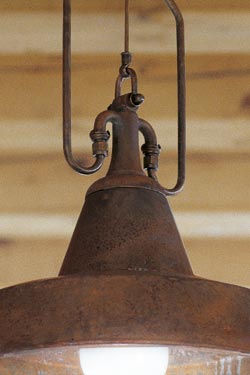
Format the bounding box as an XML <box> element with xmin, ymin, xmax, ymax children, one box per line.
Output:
<box><xmin>79</xmin><ymin>346</ymin><xmax>169</xmax><ymax>375</ymax></box>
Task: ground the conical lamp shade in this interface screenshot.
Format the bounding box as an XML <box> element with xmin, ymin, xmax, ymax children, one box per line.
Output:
<box><xmin>60</xmin><ymin>186</ymin><xmax>192</xmax><ymax>276</ymax></box>
<box><xmin>0</xmin><ymin>180</ymin><xmax>249</xmax><ymax>372</ymax></box>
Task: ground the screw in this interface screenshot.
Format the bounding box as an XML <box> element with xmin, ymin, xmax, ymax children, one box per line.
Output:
<box><xmin>130</xmin><ymin>93</ymin><xmax>145</xmax><ymax>106</ymax></box>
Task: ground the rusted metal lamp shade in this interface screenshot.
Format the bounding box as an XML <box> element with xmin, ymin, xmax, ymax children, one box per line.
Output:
<box><xmin>1</xmin><ymin>132</ymin><xmax>250</xmax><ymax>369</ymax></box>
<box><xmin>1</xmin><ymin>106</ymin><xmax>250</xmax><ymax>373</ymax></box>
<box><xmin>0</xmin><ymin>0</ymin><xmax>249</xmax><ymax>374</ymax></box>
<box><xmin>0</xmin><ymin>181</ymin><xmax>250</xmax><ymax>374</ymax></box>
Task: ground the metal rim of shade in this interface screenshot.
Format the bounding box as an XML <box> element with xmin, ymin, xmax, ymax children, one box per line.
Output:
<box><xmin>0</xmin><ymin>272</ymin><xmax>249</xmax><ymax>355</ymax></box>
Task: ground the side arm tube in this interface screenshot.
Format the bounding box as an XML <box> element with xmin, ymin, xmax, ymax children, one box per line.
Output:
<box><xmin>162</xmin><ymin>0</ymin><xmax>186</xmax><ymax>196</ymax></box>
<box><xmin>63</xmin><ymin>0</ymin><xmax>107</xmax><ymax>175</ymax></box>
<box><xmin>139</xmin><ymin>119</ymin><xmax>160</xmax><ymax>181</ymax></box>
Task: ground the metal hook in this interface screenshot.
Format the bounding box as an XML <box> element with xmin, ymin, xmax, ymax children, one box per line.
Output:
<box><xmin>63</xmin><ymin>0</ymin><xmax>107</xmax><ymax>175</ymax></box>
<box><xmin>161</xmin><ymin>0</ymin><xmax>186</xmax><ymax>196</ymax></box>
<box><xmin>115</xmin><ymin>68</ymin><xmax>138</xmax><ymax>99</ymax></box>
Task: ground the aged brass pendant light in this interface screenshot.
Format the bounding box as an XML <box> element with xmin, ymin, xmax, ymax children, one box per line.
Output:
<box><xmin>0</xmin><ymin>1</ymin><xmax>249</xmax><ymax>374</ymax></box>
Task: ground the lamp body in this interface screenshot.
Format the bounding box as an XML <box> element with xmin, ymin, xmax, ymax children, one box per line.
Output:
<box><xmin>1</xmin><ymin>11</ymin><xmax>250</xmax><ymax>371</ymax></box>
<box><xmin>0</xmin><ymin>185</ymin><xmax>250</xmax><ymax>375</ymax></box>
<box><xmin>0</xmin><ymin>109</ymin><xmax>250</xmax><ymax>374</ymax></box>
<box><xmin>1</xmin><ymin>268</ymin><xmax>250</xmax><ymax>354</ymax></box>
<box><xmin>0</xmin><ymin>185</ymin><xmax>250</xmax><ymax>373</ymax></box>
<box><xmin>60</xmin><ymin>187</ymin><xmax>192</xmax><ymax>276</ymax></box>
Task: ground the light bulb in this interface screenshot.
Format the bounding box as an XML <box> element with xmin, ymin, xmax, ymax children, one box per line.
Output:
<box><xmin>79</xmin><ymin>346</ymin><xmax>169</xmax><ymax>375</ymax></box>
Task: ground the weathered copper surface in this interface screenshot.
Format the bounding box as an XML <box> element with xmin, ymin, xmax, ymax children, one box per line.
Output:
<box><xmin>60</xmin><ymin>187</ymin><xmax>192</xmax><ymax>276</ymax></box>
<box><xmin>86</xmin><ymin>91</ymin><xmax>165</xmax><ymax>195</ymax></box>
<box><xmin>0</xmin><ymin>274</ymin><xmax>249</xmax><ymax>354</ymax></box>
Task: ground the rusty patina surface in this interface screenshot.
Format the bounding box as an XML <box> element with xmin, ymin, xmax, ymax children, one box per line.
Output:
<box><xmin>0</xmin><ymin>274</ymin><xmax>250</xmax><ymax>354</ymax></box>
<box><xmin>60</xmin><ymin>187</ymin><xmax>193</xmax><ymax>276</ymax></box>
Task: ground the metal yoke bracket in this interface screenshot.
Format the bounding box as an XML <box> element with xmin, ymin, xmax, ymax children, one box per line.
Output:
<box><xmin>63</xmin><ymin>0</ymin><xmax>186</xmax><ymax>196</ymax></box>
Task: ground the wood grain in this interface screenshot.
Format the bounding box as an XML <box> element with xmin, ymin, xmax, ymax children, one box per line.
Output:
<box><xmin>0</xmin><ymin>0</ymin><xmax>249</xmax><ymax>13</ymax></box>
<box><xmin>2</xmin><ymin>117</ymin><xmax>250</xmax><ymax>155</ymax></box>
<box><xmin>1</xmin><ymin>212</ymin><xmax>250</xmax><ymax>239</ymax></box>
<box><xmin>0</xmin><ymin>238</ymin><xmax>249</xmax><ymax>289</ymax></box>
<box><xmin>1</xmin><ymin>153</ymin><xmax>250</xmax><ymax>214</ymax></box>
<box><xmin>1</xmin><ymin>54</ymin><xmax>250</xmax><ymax>121</ymax></box>
<box><xmin>1</xmin><ymin>12</ymin><xmax>250</xmax><ymax>54</ymax></box>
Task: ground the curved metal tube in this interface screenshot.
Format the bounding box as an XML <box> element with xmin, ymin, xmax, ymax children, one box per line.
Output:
<box><xmin>139</xmin><ymin>119</ymin><xmax>158</xmax><ymax>146</ymax></box>
<box><xmin>139</xmin><ymin>119</ymin><xmax>159</xmax><ymax>181</ymax></box>
<box><xmin>162</xmin><ymin>0</ymin><xmax>186</xmax><ymax>195</ymax></box>
<box><xmin>63</xmin><ymin>0</ymin><xmax>105</xmax><ymax>175</ymax></box>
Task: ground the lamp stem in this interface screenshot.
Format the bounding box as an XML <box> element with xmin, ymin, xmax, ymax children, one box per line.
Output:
<box><xmin>125</xmin><ymin>0</ymin><xmax>129</xmax><ymax>52</ymax></box>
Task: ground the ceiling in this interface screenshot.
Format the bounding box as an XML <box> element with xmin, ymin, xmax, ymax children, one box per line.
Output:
<box><xmin>1</xmin><ymin>0</ymin><xmax>250</xmax><ymax>289</ymax></box>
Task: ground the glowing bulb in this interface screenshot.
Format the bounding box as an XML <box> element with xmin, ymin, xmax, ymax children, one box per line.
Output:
<box><xmin>79</xmin><ymin>346</ymin><xmax>169</xmax><ymax>375</ymax></box>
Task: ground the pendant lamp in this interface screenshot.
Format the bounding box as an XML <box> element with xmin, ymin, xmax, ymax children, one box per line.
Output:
<box><xmin>0</xmin><ymin>1</ymin><xmax>249</xmax><ymax>374</ymax></box>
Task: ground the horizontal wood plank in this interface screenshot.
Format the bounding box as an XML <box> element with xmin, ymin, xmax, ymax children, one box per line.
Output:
<box><xmin>1</xmin><ymin>12</ymin><xmax>250</xmax><ymax>54</ymax></box>
<box><xmin>1</xmin><ymin>54</ymin><xmax>250</xmax><ymax>122</ymax></box>
<box><xmin>1</xmin><ymin>153</ymin><xmax>250</xmax><ymax>213</ymax></box>
<box><xmin>0</xmin><ymin>238</ymin><xmax>249</xmax><ymax>289</ymax></box>
<box><xmin>185</xmin><ymin>239</ymin><xmax>250</xmax><ymax>288</ymax></box>
<box><xmin>1</xmin><ymin>212</ymin><xmax>250</xmax><ymax>239</ymax></box>
<box><xmin>0</xmin><ymin>1</ymin><xmax>249</xmax><ymax>13</ymax></box>
<box><xmin>2</xmin><ymin>117</ymin><xmax>250</xmax><ymax>155</ymax></box>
